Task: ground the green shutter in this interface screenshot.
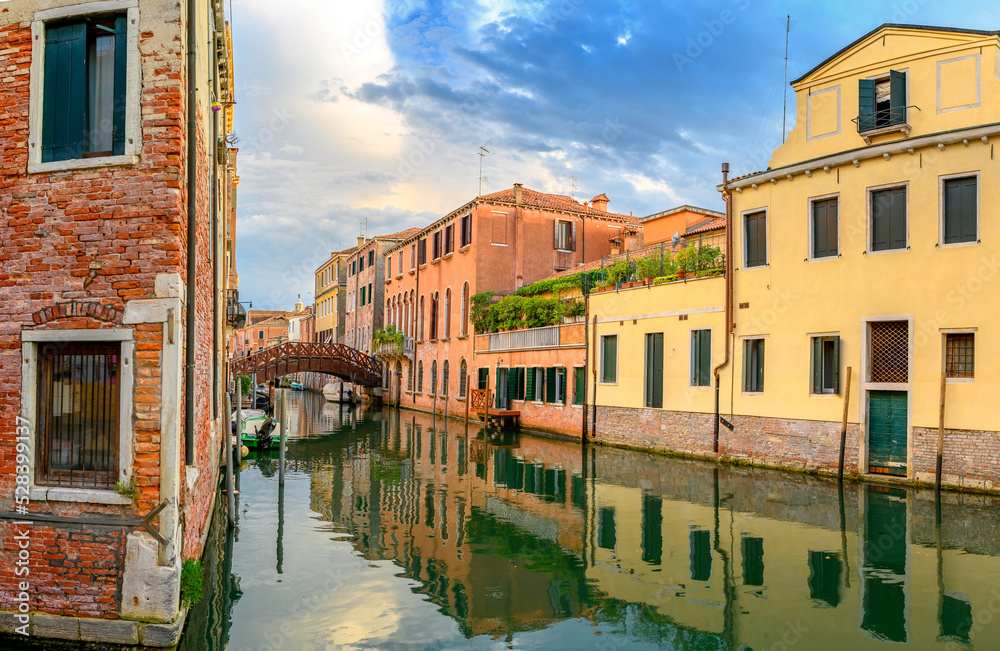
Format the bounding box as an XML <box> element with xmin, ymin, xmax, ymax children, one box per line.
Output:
<box><xmin>517</xmin><ymin>368</ymin><xmax>526</xmax><ymax>400</ymax></box>
<box><xmin>889</xmin><ymin>70</ymin><xmax>906</xmax><ymax>125</ymax></box>
<box><xmin>811</xmin><ymin>337</ymin><xmax>822</xmax><ymax>394</ymax></box>
<box><xmin>574</xmin><ymin>368</ymin><xmax>585</xmax><ymax>405</ymax></box>
<box><xmin>601</xmin><ymin>335</ymin><xmax>617</xmax><ymax>383</ymax></box>
<box><xmin>813</xmin><ymin>199</ymin><xmax>838</xmax><ymax>258</ymax></box>
<box><xmin>756</xmin><ymin>339</ymin><xmax>765</xmax><ymax>392</ymax></box>
<box><xmin>495</xmin><ymin>370</ymin><xmax>502</xmax><ymax>408</ymax></box>
<box><xmin>42</xmin><ymin>22</ymin><xmax>88</xmax><ymax>163</ymax></box>
<box><xmin>890</xmin><ymin>187</ymin><xmax>906</xmax><ymax>250</ymax></box>
<box><xmin>478</xmin><ymin>367</ymin><xmax>488</xmax><ymax>390</ymax></box>
<box><xmin>858</xmin><ymin>78</ymin><xmax>876</xmax><ymax>131</ymax></box>
<box><xmin>652</xmin><ymin>334</ymin><xmax>663</xmax><ymax>408</ymax></box>
<box><xmin>695</xmin><ymin>330</ymin><xmax>711</xmax><ymax>387</ymax></box>
<box><xmin>545</xmin><ymin>367</ymin><xmax>557</xmax><ymax>403</ymax></box>
<box><xmin>525</xmin><ymin>368</ymin><xmax>535</xmax><ymax>402</ymax></box>
<box><xmin>558</xmin><ymin>368</ymin><xmax>567</xmax><ymax>404</ymax></box>
<box><xmin>742</xmin><ymin>340</ymin><xmax>751</xmax><ymax>392</ymax></box>
<box><xmin>113</xmin><ymin>15</ymin><xmax>127</xmax><ymax>155</ymax></box>
<box><xmin>944</xmin><ymin>177</ymin><xmax>977</xmax><ymax>244</ymax></box>
<box><xmin>644</xmin><ymin>334</ymin><xmax>654</xmax><ymax>407</ymax></box>
<box><xmin>833</xmin><ymin>336</ymin><xmax>841</xmax><ymax>395</ymax></box>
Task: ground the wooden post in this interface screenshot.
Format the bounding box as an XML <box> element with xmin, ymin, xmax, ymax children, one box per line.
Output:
<box><xmin>464</xmin><ymin>374</ymin><xmax>470</xmax><ymax>425</ymax></box>
<box><xmin>484</xmin><ymin>386</ymin><xmax>490</xmax><ymax>427</ymax></box>
<box><xmin>235</xmin><ymin>381</ymin><xmax>243</xmax><ymax>482</ymax></box>
<box><xmin>936</xmin><ymin>372</ymin><xmax>947</xmax><ymax>493</ymax></box>
<box><xmin>339</xmin><ymin>381</ymin><xmax>344</xmax><ymax>404</ymax></box>
<box><xmin>278</xmin><ymin>390</ymin><xmax>286</xmax><ymax>486</ymax></box>
<box><xmin>224</xmin><ymin>391</ymin><xmax>235</xmax><ymax>527</ymax></box>
<box><xmin>838</xmin><ymin>366</ymin><xmax>853</xmax><ymax>483</ymax></box>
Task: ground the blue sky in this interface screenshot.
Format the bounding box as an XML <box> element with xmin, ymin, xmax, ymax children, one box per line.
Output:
<box><xmin>228</xmin><ymin>0</ymin><xmax>1000</xmax><ymax>310</ymax></box>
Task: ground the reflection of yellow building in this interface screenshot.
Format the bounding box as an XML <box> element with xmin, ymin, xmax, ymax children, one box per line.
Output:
<box><xmin>591</xmin><ymin>24</ymin><xmax>1000</xmax><ymax>493</ymax></box>
<box><xmin>314</xmin><ymin>247</ymin><xmax>355</xmax><ymax>344</ymax></box>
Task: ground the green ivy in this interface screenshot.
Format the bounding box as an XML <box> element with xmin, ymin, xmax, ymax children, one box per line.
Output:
<box><xmin>180</xmin><ymin>558</ymin><xmax>204</xmax><ymax>607</ymax></box>
<box><xmin>373</xmin><ymin>325</ymin><xmax>404</xmax><ymax>347</ymax></box>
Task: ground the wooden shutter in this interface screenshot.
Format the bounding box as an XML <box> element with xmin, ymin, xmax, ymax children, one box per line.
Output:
<box><xmin>756</xmin><ymin>339</ymin><xmax>765</xmax><ymax>392</ymax></box>
<box><xmin>113</xmin><ymin>16</ymin><xmax>128</xmax><ymax>155</ymax></box>
<box><xmin>944</xmin><ymin>177</ymin><xmax>977</xmax><ymax>244</ymax></box>
<box><xmin>574</xmin><ymin>367</ymin><xmax>585</xmax><ymax>405</ymax></box>
<box><xmin>558</xmin><ymin>368</ymin><xmax>567</xmax><ymax>404</ymax></box>
<box><xmin>742</xmin><ymin>339</ymin><xmax>751</xmax><ymax>392</ymax></box>
<box><xmin>570</xmin><ymin>222</ymin><xmax>577</xmax><ymax>252</ymax></box>
<box><xmin>889</xmin><ymin>187</ymin><xmax>906</xmax><ymax>250</ymax></box>
<box><xmin>813</xmin><ymin>199</ymin><xmax>838</xmax><ymax>258</ymax></box>
<box><xmin>745</xmin><ymin>213</ymin><xmax>766</xmax><ymax>267</ymax></box>
<box><xmin>693</xmin><ymin>330</ymin><xmax>711</xmax><ymax>386</ymax></box>
<box><xmin>832</xmin><ymin>336</ymin><xmax>841</xmax><ymax>394</ymax></box>
<box><xmin>553</xmin><ymin>221</ymin><xmax>560</xmax><ymax>249</ymax></box>
<box><xmin>811</xmin><ymin>337</ymin><xmax>823</xmax><ymax>394</ymax></box>
<box><xmin>889</xmin><ymin>70</ymin><xmax>906</xmax><ymax>124</ymax></box>
<box><xmin>545</xmin><ymin>367</ymin><xmax>557</xmax><ymax>403</ymax></box>
<box><xmin>478</xmin><ymin>367</ymin><xmax>488</xmax><ymax>390</ymax></box>
<box><xmin>418</xmin><ymin>239</ymin><xmax>426</xmax><ymax>264</ymax></box>
<box><xmin>525</xmin><ymin>368</ymin><xmax>535</xmax><ymax>401</ymax></box>
<box><xmin>42</xmin><ymin>22</ymin><xmax>88</xmax><ymax>163</ymax></box>
<box><xmin>645</xmin><ymin>333</ymin><xmax>663</xmax><ymax>408</ymax></box>
<box><xmin>858</xmin><ymin>78</ymin><xmax>876</xmax><ymax>131</ymax></box>
<box><xmin>507</xmin><ymin>368</ymin><xmax>517</xmax><ymax>401</ymax></box>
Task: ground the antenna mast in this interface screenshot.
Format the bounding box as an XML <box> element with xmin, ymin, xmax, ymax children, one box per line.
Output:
<box><xmin>478</xmin><ymin>146</ymin><xmax>490</xmax><ymax>196</ymax></box>
<box><xmin>782</xmin><ymin>14</ymin><xmax>791</xmax><ymax>144</ymax></box>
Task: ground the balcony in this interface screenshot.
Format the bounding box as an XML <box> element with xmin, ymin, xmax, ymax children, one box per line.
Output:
<box><xmin>854</xmin><ymin>105</ymin><xmax>915</xmax><ymax>144</ymax></box>
<box><xmin>474</xmin><ymin>322</ymin><xmax>586</xmax><ymax>353</ymax></box>
<box><xmin>225</xmin><ymin>288</ymin><xmax>246</xmax><ymax>328</ymax></box>
<box><xmin>373</xmin><ymin>336</ymin><xmax>414</xmax><ymax>358</ymax></box>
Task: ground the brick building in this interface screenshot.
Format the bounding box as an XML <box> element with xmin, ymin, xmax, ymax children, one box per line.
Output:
<box><xmin>0</xmin><ymin>0</ymin><xmax>236</xmax><ymax>644</ymax></box>
<box><xmin>378</xmin><ymin>185</ymin><xmax>639</xmax><ymax>422</ymax></box>
<box><xmin>343</xmin><ymin>228</ymin><xmax>419</xmax><ymax>354</ymax></box>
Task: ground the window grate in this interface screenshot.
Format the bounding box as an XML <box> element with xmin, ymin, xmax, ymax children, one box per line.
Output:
<box><xmin>37</xmin><ymin>342</ymin><xmax>120</xmax><ymax>489</ymax></box>
<box><xmin>945</xmin><ymin>333</ymin><xmax>974</xmax><ymax>379</ymax></box>
<box><xmin>869</xmin><ymin>321</ymin><xmax>908</xmax><ymax>383</ymax></box>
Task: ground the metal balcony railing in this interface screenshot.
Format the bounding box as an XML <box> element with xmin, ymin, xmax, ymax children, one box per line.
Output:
<box><xmin>225</xmin><ymin>288</ymin><xmax>246</xmax><ymax>328</ymax></box>
<box><xmin>373</xmin><ymin>336</ymin><xmax>414</xmax><ymax>358</ymax></box>
<box><xmin>854</xmin><ymin>105</ymin><xmax>915</xmax><ymax>133</ymax></box>
<box><xmin>486</xmin><ymin>325</ymin><xmax>560</xmax><ymax>352</ymax></box>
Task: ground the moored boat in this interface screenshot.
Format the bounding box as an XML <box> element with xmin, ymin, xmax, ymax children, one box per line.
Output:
<box><xmin>230</xmin><ymin>409</ymin><xmax>280</xmax><ymax>449</ymax></box>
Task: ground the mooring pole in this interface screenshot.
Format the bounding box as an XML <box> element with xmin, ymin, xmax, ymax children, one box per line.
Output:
<box><xmin>224</xmin><ymin>391</ymin><xmax>235</xmax><ymax>527</ymax></box>
<box><xmin>235</xmin><ymin>380</ymin><xmax>243</xmax><ymax>484</ymax></box>
<box><xmin>279</xmin><ymin>390</ymin><xmax>286</xmax><ymax>486</ymax></box>
<box><xmin>936</xmin><ymin>372</ymin><xmax>947</xmax><ymax>493</ymax></box>
<box><xmin>464</xmin><ymin>374</ymin><xmax>471</xmax><ymax>426</ymax></box>
<box><xmin>838</xmin><ymin>366</ymin><xmax>853</xmax><ymax>483</ymax></box>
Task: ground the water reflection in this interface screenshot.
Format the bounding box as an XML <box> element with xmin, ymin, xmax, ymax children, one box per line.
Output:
<box><xmin>184</xmin><ymin>392</ymin><xmax>1000</xmax><ymax>650</ymax></box>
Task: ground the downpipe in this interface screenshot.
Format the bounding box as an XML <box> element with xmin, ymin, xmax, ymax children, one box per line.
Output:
<box><xmin>713</xmin><ymin>163</ymin><xmax>734</xmax><ymax>454</ymax></box>
<box><xmin>184</xmin><ymin>0</ymin><xmax>197</xmax><ymax>465</ymax></box>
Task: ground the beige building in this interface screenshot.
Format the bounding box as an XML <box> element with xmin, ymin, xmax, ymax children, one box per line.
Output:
<box><xmin>314</xmin><ymin>246</ymin><xmax>356</xmax><ymax>344</ymax></box>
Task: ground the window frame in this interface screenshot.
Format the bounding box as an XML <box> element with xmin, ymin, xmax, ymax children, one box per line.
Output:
<box><xmin>939</xmin><ymin>172</ymin><xmax>980</xmax><ymax>248</ymax></box>
<box><xmin>867</xmin><ymin>182</ymin><xmax>909</xmax><ymax>254</ymax></box>
<box><xmin>741</xmin><ymin>208</ymin><xmax>768</xmax><ymax>269</ymax></box>
<box><xmin>690</xmin><ymin>328</ymin><xmax>713</xmax><ymax>388</ymax></box>
<box><xmin>29</xmin><ymin>1</ymin><xmax>142</xmax><ymax>174</ymax></box>
<box><xmin>809</xmin><ymin>333</ymin><xmax>842</xmax><ymax>395</ymax></box>
<box><xmin>554</xmin><ymin>220</ymin><xmax>576</xmax><ymax>252</ymax></box>
<box><xmin>942</xmin><ymin>328</ymin><xmax>976</xmax><ymax>383</ymax></box>
<box><xmin>741</xmin><ymin>336</ymin><xmax>767</xmax><ymax>395</ymax></box>
<box><xmin>599</xmin><ymin>333</ymin><xmax>618</xmax><ymax>385</ymax></box>
<box><xmin>21</xmin><ymin>329</ymin><xmax>134</xmax><ymax>504</ymax></box>
<box><xmin>808</xmin><ymin>193</ymin><xmax>841</xmax><ymax>261</ymax></box>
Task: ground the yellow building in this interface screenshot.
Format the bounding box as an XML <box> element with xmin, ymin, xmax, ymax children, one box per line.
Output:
<box><xmin>590</xmin><ymin>24</ymin><xmax>1000</xmax><ymax>493</ymax></box>
<box><xmin>314</xmin><ymin>247</ymin><xmax>355</xmax><ymax>344</ymax></box>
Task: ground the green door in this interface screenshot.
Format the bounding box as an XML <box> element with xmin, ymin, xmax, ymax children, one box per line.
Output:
<box><xmin>868</xmin><ymin>391</ymin><xmax>908</xmax><ymax>476</ymax></box>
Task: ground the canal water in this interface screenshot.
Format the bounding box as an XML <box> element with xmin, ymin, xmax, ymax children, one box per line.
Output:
<box><xmin>180</xmin><ymin>390</ymin><xmax>1000</xmax><ymax>650</ymax></box>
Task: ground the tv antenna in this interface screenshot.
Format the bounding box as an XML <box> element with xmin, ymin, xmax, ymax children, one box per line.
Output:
<box><xmin>571</xmin><ymin>176</ymin><xmax>578</xmax><ymax>199</ymax></box>
<box><xmin>361</xmin><ymin>217</ymin><xmax>374</xmax><ymax>240</ymax></box>
<box><xmin>478</xmin><ymin>146</ymin><xmax>490</xmax><ymax>196</ymax></box>
<box><xmin>781</xmin><ymin>14</ymin><xmax>799</xmax><ymax>144</ymax></box>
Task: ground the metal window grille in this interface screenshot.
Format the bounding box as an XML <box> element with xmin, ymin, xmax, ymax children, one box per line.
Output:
<box><xmin>442</xmin><ymin>360</ymin><xmax>450</xmax><ymax>397</ymax></box>
<box><xmin>417</xmin><ymin>361</ymin><xmax>423</xmax><ymax>393</ymax></box>
<box><xmin>37</xmin><ymin>342</ymin><xmax>120</xmax><ymax>488</ymax></box>
<box><xmin>459</xmin><ymin>361</ymin><xmax>467</xmax><ymax>398</ymax></box>
<box><xmin>945</xmin><ymin>333</ymin><xmax>975</xmax><ymax>378</ymax></box>
<box><xmin>407</xmin><ymin>361</ymin><xmax>414</xmax><ymax>391</ymax></box>
<box><xmin>430</xmin><ymin>361</ymin><xmax>438</xmax><ymax>394</ymax></box>
<box><xmin>869</xmin><ymin>321</ymin><xmax>908</xmax><ymax>383</ymax></box>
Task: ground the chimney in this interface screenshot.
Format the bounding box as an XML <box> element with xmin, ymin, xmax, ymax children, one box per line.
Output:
<box><xmin>357</xmin><ymin>236</ymin><xmax>365</xmax><ymax>248</ymax></box>
<box><xmin>513</xmin><ymin>183</ymin><xmax>523</xmax><ymax>204</ymax></box>
<box><xmin>590</xmin><ymin>193</ymin><xmax>610</xmax><ymax>212</ymax></box>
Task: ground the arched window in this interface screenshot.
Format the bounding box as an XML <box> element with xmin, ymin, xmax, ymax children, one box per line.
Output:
<box><xmin>419</xmin><ymin>295</ymin><xmax>425</xmax><ymax>341</ymax></box>
<box><xmin>430</xmin><ymin>292</ymin><xmax>439</xmax><ymax>340</ymax></box>
<box><xmin>430</xmin><ymin>360</ymin><xmax>438</xmax><ymax>395</ymax></box>
<box><xmin>444</xmin><ymin>288</ymin><xmax>451</xmax><ymax>338</ymax></box>
<box><xmin>459</xmin><ymin>359</ymin><xmax>467</xmax><ymax>398</ymax></box>
<box><xmin>407</xmin><ymin>360</ymin><xmax>414</xmax><ymax>391</ymax></box>
<box><xmin>461</xmin><ymin>282</ymin><xmax>469</xmax><ymax>336</ymax></box>
<box><xmin>417</xmin><ymin>360</ymin><xmax>423</xmax><ymax>393</ymax></box>
<box><xmin>403</xmin><ymin>297</ymin><xmax>409</xmax><ymax>337</ymax></box>
<box><xmin>442</xmin><ymin>359</ymin><xmax>450</xmax><ymax>396</ymax></box>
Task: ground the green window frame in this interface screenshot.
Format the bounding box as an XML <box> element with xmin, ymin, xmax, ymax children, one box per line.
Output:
<box><xmin>811</xmin><ymin>197</ymin><xmax>839</xmax><ymax>259</ymax></box>
<box><xmin>557</xmin><ymin>367</ymin><xmax>567</xmax><ymax>404</ymax></box>
<box><xmin>743</xmin><ymin>338</ymin><xmax>765</xmax><ymax>393</ymax></box>
<box><xmin>644</xmin><ymin>333</ymin><xmax>663</xmax><ymax>409</ymax></box>
<box><xmin>858</xmin><ymin>70</ymin><xmax>906</xmax><ymax>133</ymax></box>
<box><xmin>811</xmin><ymin>335</ymin><xmax>841</xmax><ymax>395</ymax></box>
<box><xmin>41</xmin><ymin>15</ymin><xmax>128</xmax><ymax>163</ymax></box>
<box><xmin>871</xmin><ymin>186</ymin><xmax>907</xmax><ymax>252</ymax></box>
<box><xmin>477</xmin><ymin>367</ymin><xmax>489</xmax><ymax>390</ymax></box>
<box><xmin>942</xmin><ymin>176</ymin><xmax>978</xmax><ymax>245</ymax></box>
<box><xmin>744</xmin><ymin>211</ymin><xmax>767</xmax><ymax>268</ymax></box>
<box><xmin>573</xmin><ymin>367</ymin><xmax>585</xmax><ymax>406</ymax></box>
<box><xmin>545</xmin><ymin>367</ymin><xmax>557</xmax><ymax>403</ymax></box>
<box><xmin>599</xmin><ymin>335</ymin><xmax>618</xmax><ymax>384</ymax></box>
<box><xmin>691</xmin><ymin>329</ymin><xmax>712</xmax><ymax>387</ymax></box>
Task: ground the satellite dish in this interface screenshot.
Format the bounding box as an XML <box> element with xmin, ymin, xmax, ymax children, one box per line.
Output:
<box><xmin>671</xmin><ymin>231</ymin><xmax>680</xmax><ymax>247</ymax></box>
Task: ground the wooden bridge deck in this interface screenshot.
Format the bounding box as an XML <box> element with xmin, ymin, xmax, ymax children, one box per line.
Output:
<box><xmin>469</xmin><ymin>389</ymin><xmax>520</xmax><ymax>429</ymax></box>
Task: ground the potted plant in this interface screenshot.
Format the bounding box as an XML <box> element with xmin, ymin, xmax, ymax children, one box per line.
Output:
<box><xmin>675</xmin><ymin>246</ymin><xmax>698</xmax><ymax>280</ymax></box>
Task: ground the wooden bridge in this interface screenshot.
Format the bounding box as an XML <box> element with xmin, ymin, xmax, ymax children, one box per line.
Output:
<box><xmin>469</xmin><ymin>388</ymin><xmax>520</xmax><ymax>429</ymax></box>
<box><xmin>231</xmin><ymin>342</ymin><xmax>383</xmax><ymax>386</ymax></box>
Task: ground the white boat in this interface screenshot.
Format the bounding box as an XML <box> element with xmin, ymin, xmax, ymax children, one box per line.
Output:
<box><xmin>322</xmin><ymin>380</ymin><xmax>357</xmax><ymax>403</ymax></box>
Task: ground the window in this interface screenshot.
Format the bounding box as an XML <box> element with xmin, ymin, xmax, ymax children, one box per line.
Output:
<box><xmin>945</xmin><ymin>333</ymin><xmax>974</xmax><ymax>379</ymax></box>
<box><xmin>811</xmin><ymin>336</ymin><xmax>841</xmax><ymax>394</ymax></box>
<box><xmin>258</xmin><ymin>330</ymin><xmax>264</xmax><ymax>340</ymax></box>
<box><xmin>600</xmin><ymin>335</ymin><xmax>618</xmax><ymax>384</ymax></box>
<box><xmin>386</xmin><ymin>256</ymin><xmax>391</xmax><ymax>277</ymax></box>
<box><xmin>432</xmin><ymin>231</ymin><xmax>442</xmax><ymax>259</ymax></box>
<box><xmin>556</xmin><ymin>367</ymin><xmax>567</xmax><ymax>404</ymax></box>
<box><xmin>554</xmin><ymin>220</ymin><xmax>576</xmax><ymax>251</ymax></box>
<box><xmin>744</xmin><ymin>211</ymin><xmax>767</xmax><ymax>268</ymax></box>
<box><xmin>871</xmin><ymin>186</ymin><xmax>907</xmax><ymax>252</ymax></box>
<box><xmin>441</xmin><ymin>360</ymin><xmax>450</xmax><ymax>396</ymax></box>
<box><xmin>39</xmin><ymin>13</ymin><xmax>129</xmax><ymax>164</ymax></box>
<box><xmin>458</xmin><ymin>359</ymin><xmax>467</xmax><ymax>398</ymax></box>
<box><xmin>398</xmin><ymin>251</ymin><xmax>404</xmax><ymax>275</ymax></box>
<box><xmin>418</xmin><ymin>239</ymin><xmax>427</xmax><ymax>265</ymax></box>
<box><xmin>526</xmin><ymin>367</ymin><xmax>544</xmax><ymax>402</ymax></box>
<box><xmin>430</xmin><ymin>292</ymin><xmax>439</xmax><ymax>340</ymax></box>
<box><xmin>460</xmin><ymin>213</ymin><xmax>472</xmax><ymax>247</ymax></box>
<box><xmin>478</xmin><ymin>367</ymin><xmax>489</xmax><ymax>390</ymax></box>
<box><xmin>691</xmin><ymin>329</ymin><xmax>712</xmax><ymax>387</ymax></box>
<box><xmin>407</xmin><ymin>361</ymin><xmax>414</xmax><ymax>391</ymax></box>
<box><xmin>460</xmin><ymin>283</ymin><xmax>469</xmax><ymax>336</ymax></box>
<box><xmin>409</xmin><ymin>245</ymin><xmax>415</xmax><ymax>270</ymax></box>
<box><xmin>350</xmin><ymin>261</ymin><xmax>356</xmax><ymax>276</ymax></box>
<box><xmin>808</xmin><ymin>551</ymin><xmax>843</xmax><ymax>608</ymax></box>
<box><xmin>545</xmin><ymin>367</ymin><xmax>557</xmax><ymax>403</ymax></box>
<box><xmin>417</xmin><ymin>360</ymin><xmax>424</xmax><ymax>393</ymax></box>
<box><xmin>812</xmin><ymin>197</ymin><xmax>839</xmax><ymax>259</ymax></box>
<box><xmin>598</xmin><ymin>507</ymin><xmax>616</xmax><ymax>550</ymax></box>
<box><xmin>368</xmin><ymin>250</ymin><xmax>374</xmax><ymax>266</ymax></box>
<box><xmin>507</xmin><ymin>367</ymin><xmax>525</xmax><ymax>402</ymax></box>
<box><xmin>430</xmin><ymin>361</ymin><xmax>437</xmax><ymax>395</ymax></box>
<box><xmin>443</xmin><ymin>288</ymin><xmax>451</xmax><ymax>338</ymax></box>
<box><xmin>942</xmin><ymin>176</ymin><xmax>978</xmax><ymax>245</ymax></box>
<box><xmin>743</xmin><ymin>338</ymin><xmax>765</xmax><ymax>393</ymax></box>
<box><xmin>742</xmin><ymin>536</ymin><xmax>765</xmax><ymax>586</ymax></box>
<box><xmin>444</xmin><ymin>224</ymin><xmax>454</xmax><ymax>255</ymax></box>
<box><xmin>368</xmin><ymin>283</ymin><xmax>372</xmax><ymax>306</ymax></box>
<box><xmin>359</xmin><ymin>286</ymin><xmax>366</xmax><ymax>307</ymax></box>
<box><xmin>858</xmin><ymin>70</ymin><xmax>906</xmax><ymax>133</ymax></box>
<box><xmin>689</xmin><ymin>529</ymin><xmax>712</xmax><ymax>581</ymax></box>
<box><xmin>358</xmin><ymin>256</ymin><xmax>364</xmax><ymax>273</ymax></box>
<box><xmin>35</xmin><ymin>341</ymin><xmax>122</xmax><ymax>489</ymax></box>
<box><xmin>573</xmin><ymin>367</ymin><xmax>586</xmax><ymax>406</ymax></box>
<box><xmin>418</xmin><ymin>295</ymin><xmax>425</xmax><ymax>340</ymax></box>
<box><xmin>644</xmin><ymin>333</ymin><xmax>663</xmax><ymax>408</ymax></box>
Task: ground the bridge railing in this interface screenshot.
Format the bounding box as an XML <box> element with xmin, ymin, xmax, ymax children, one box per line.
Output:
<box><xmin>231</xmin><ymin>341</ymin><xmax>383</xmax><ymax>386</ymax></box>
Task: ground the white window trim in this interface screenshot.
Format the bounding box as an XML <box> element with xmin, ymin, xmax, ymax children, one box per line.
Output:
<box><xmin>866</xmin><ymin>181</ymin><xmax>909</xmax><ymax>255</ymax></box>
<box><xmin>739</xmin><ymin>335</ymin><xmax>767</xmax><ymax>396</ymax></box>
<box><xmin>938</xmin><ymin>171</ymin><xmax>980</xmax><ymax>248</ymax></box>
<box><xmin>941</xmin><ymin>328</ymin><xmax>976</xmax><ymax>384</ymax></box>
<box><xmin>689</xmin><ymin>327</ymin><xmax>713</xmax><ymax>389</ymax></box>
<box><xmin>807</xmin><ymin>192</ymin><xmax>841</xmax><ymax>262</ymax></box>
<box><xmin>740</xmin><ymin>207</ymin><xmax>769</xmax><ymax>269</ymax></box>
<box><xmin>599</xmin><ymin>333</ymin><xmax>618</xmax><ymax>385</ymax></box>
<box><xmin>21</xmin><ymin>328</ymin><xmax>135</xmax><ymax>505</ymax></box>
<box><xmin>29</xmin><ymin>0</ymin><xmax>142</xmax><ymax>174</ymax></box>
<box><xmin>808</xmin><ymin>332</ymin><xmax>842</xmax><ymax>396</ymax></box>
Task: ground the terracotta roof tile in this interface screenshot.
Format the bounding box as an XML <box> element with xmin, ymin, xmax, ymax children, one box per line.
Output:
<box><xmin>479</xmin><ymin>187</ymin><xmax>639</xmax><ymax>224</ymax></box>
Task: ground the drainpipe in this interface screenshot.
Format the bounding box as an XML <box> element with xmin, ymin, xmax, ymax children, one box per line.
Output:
<box><xmin>184</xmin><ymin>0</ymin><xmax>198</xmax><ymax>465</ymax></box>
<box><xmin>582</xmin><ymin>284</ymin><xmax>589</xmax><ymax>443</ymax></box>
<box><xmin>712</xmin><ymin>163</ymin><xmax>734</xmax><ymax>454</ymax></box>
<box><xmin>412</xmin><ymin>240</ymin><xmax>420</xmax><ymax>405</ymax></box>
